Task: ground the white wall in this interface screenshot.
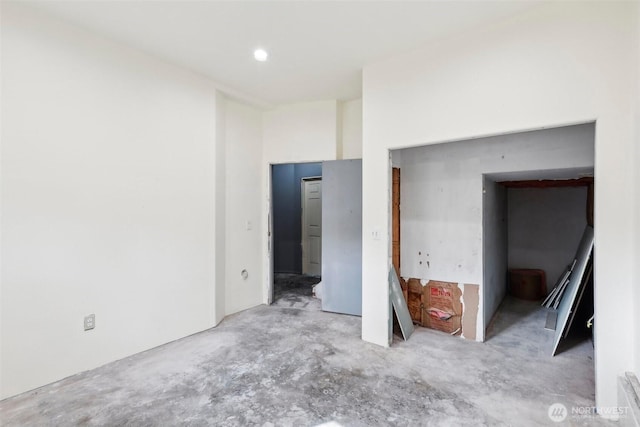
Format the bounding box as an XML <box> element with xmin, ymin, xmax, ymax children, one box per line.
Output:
<box><xmin>0</xmin><ymin>4</ymin><xmax>224</xmax><ymax>398</ymax></box>
<box><xmin>634</xmin><ymin>1</ymin><xmax>640</xmax><ymax>379</ymax></box>
<box><xmin>340</xmin><ymin>99</ymin><xmax>363</xmax><ymax>160</ymax></box>
<box><xmin>636</xmin><ymin>149</ymin><xmax>640</xmax><ymax>375</ymax></box>
<box><xmin>398</xmin><ymin>125</ymin><xmax>593</xmax><ymax>340</ymax></box>
<box><xmin>362</xmin><ymin>1</ymin><xmax>638</xmax><ymax>410</ymax></box>
<box><xmin>224</xmin><ymin>99</ymin><xmax>264</xmax><ymax>314</ymax></box>
<box><xmin>483</xmin><ymin>177</ymin><xmax>507</xmax><ymax>333</ymax></box>
<box><xmin>214</xmin><ymin>95</ymin><xmax>227</xmax><ymax>326</ymax></box>
<box><xmin>508</xmin><ymin>187</ymin><xmax>588</xmax><ymax>293</ymax></box>
<box><xmin>263</xmin><ymin>101</ymin><xmax>338</xmax><ymax>164</ymax></box>
<box><xmin>261</xmin><ymin>101</ymin><xmax>339</xmax><ymax>303</ymax></box>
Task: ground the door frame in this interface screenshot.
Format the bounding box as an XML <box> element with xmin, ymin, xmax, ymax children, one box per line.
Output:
<box><xmin>301</xmin><ymin>176</ymin><xmax>322</xmax><ymax>276</ymax></box>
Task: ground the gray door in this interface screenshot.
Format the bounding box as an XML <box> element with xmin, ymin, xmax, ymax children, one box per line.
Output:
<box><xmin>321</xmin><ymin>159</ymin><xmax>362</xmax><ymax>316</ymax></box>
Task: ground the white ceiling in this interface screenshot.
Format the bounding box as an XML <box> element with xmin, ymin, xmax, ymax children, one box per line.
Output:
<box><xmin>24</xmin><ymin>1</ymin><xmax>540</xmax><ymax>107</ymax></box>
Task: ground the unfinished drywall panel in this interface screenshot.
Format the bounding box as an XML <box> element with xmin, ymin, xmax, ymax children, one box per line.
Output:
<box><xmin>393</xmin><ymin>128</ymin><xmax>595</xmax><ymax>348</ymax></box>
<box><xmin>393</xmin><ymin>127</ymin><xmax>593</xmax><ymax>343</ymax></box>
<box><xmin>362</xmin><ymin>1</ymin><xmax>637</xmax><ymax>409</ymax></box>
<box><xmin>224</xmin><ymin>99</ymin><xmax>264</xmax><ymax>316</ymax></box>
<box><xmin>552</xmin><ymin>225</ymin><xmax>594</xmax><ymax>356</ymax></box>
<box><xmin>399</xmin><ymin>125</ymin><xmax>593</xmax><ymax>285</ymax></box>
<box><xmin>340</xmin><ymin>99</ymin><xmax>363</xmax><ymax>160</ymax></box>
<box><xmin>1</xmin><ymin>4</ymin><xmax>221</xmax><ymax>399</ymax></box>
<box><xmin>482</xmin><ymin>177</ymin><xmax>507</xmax><ymax>335</ymax></box>
<box><xmin>508</xmin><ymin>187</ymin><xmax>588</xmax><ymax>294</ymax></box>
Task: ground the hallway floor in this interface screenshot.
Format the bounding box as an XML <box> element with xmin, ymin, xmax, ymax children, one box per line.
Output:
<box><xmin>272</xmin><ymin>273</ymin><xmax>321</xmax><ymax>311</ymax></box>
<box><xmin>1</xmin><ymin>297</ymin><xmax>608</xmax><ymax>426</ymax></box>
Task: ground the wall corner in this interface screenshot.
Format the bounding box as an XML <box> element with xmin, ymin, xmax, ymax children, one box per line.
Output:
<box><xmin>212</xmin><ymin>92</ymin><xmax>227</xmax><ymax>326</ymax></box>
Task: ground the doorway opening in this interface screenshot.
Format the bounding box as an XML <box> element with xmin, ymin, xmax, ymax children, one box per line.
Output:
<box><xmin>270</xmin><ymin>162</ymin><xmax>322</xmax><ymax>309</ymax></box>
<box><xmin>389</xmin><ymin>122</ymin><xmax>595</xmax><ymax>354</ymax></box>
<box><xmin>267</xmin><ymin>159</ymin><xmax>363</xmax><ymax>316</ymax></box>
<box><xmin>483</xmin><ymin>172</ymin><xmax>595</xmax><ymax>353</ymax></box>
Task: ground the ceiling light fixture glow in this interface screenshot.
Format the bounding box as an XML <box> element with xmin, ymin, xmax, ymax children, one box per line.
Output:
<box><xmin>254</xmin><ymin>48</ymin><xmax>268</xmax><ymax>62</ymax></box>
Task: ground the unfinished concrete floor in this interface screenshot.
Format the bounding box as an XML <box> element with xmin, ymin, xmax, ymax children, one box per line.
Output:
<box><xmin>1</xmin><ymin>296</ymin><xmax>609</xmax><ymax>426</ymax></box>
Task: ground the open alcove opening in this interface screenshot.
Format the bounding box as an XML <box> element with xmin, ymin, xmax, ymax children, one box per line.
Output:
<box><xmin>390</xmin><ymin>122</ymin><xmax>595</xmax><ymax>365</ymax></box>
<box><xmin>483</xmin><ymin>171</ymin><xmax>595</xmax><ymax>355</ymax></box>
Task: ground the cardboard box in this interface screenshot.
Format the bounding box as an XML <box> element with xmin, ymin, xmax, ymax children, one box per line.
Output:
<box><xmin>508</xmin><ymin>269</ymin><xmax>546</xmax><ymax>300</ymax></box>
<box><xmin>423</xmin><ymin>280</ymin><xmax>462</xmax><ymax>335</ymax></box>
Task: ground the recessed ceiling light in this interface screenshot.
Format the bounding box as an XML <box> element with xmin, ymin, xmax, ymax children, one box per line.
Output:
<box><xmin>254</xmin><ymin>48</ymin><xmax>268</xmax><ymax>62</ymax></box>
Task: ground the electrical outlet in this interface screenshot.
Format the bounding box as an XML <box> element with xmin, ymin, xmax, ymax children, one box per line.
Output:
<box><xmin>84</xmin><ymin>314</ymin><xmax>95</xmax><ymax>331</ymax></box>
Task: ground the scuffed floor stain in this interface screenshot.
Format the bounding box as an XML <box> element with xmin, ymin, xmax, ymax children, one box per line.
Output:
<box><xmin>272</xmin><ymin>273</ymin><xmax>321</xmax><ymax>311</ymax></box>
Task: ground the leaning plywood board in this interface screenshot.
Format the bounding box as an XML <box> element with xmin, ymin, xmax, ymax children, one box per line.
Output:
<box><xmin>551</xmin><ymin>225</ymin><xmax>594</xmax><ymax>356</ymax></box>
<box><xmin>389</xmin><ymin>266</ymin><xmax>414</xmax><ymax>341</ymax></box>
